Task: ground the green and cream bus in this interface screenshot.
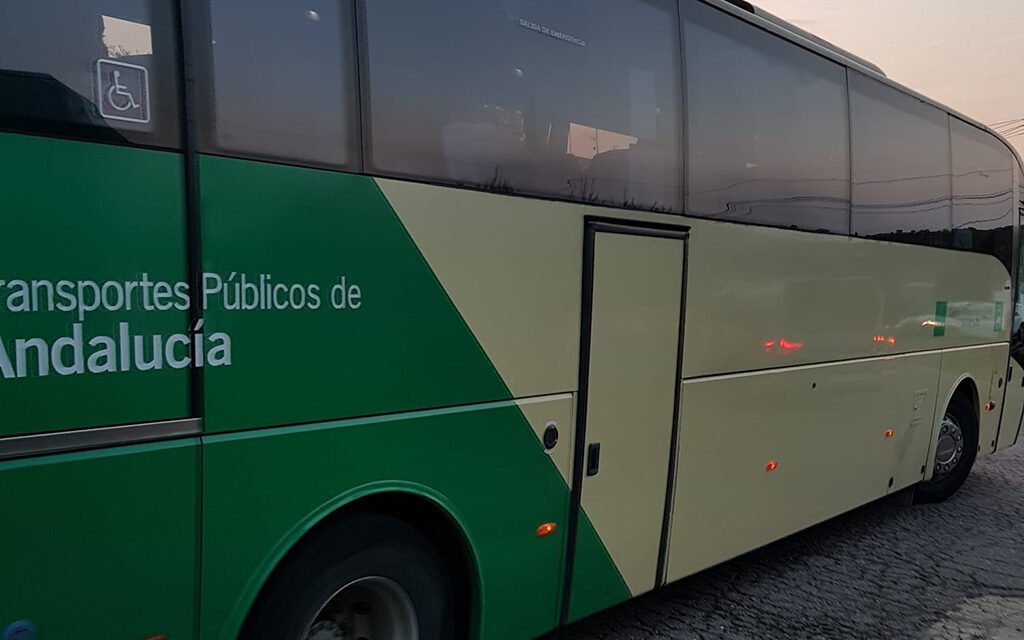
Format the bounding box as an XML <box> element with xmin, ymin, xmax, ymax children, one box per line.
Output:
<box><xmin>2</xmin><ymin>0</ymin><xmax>1023</xmax><ymax>638</ymax></box>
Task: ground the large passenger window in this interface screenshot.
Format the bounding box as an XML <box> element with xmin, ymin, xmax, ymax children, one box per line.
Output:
<box><xmin>849</xmin><ymin>73</ymin><xmax>952</xmax><ymax>247</ymax></box>
<box><xmin>951</xmin><ymin>118</ymin><xmax>1014</xmax><ymax>269</ymax></box>
<box><xmin>364</xmin><ymin>0</ymin><xmax>683</xmax><ymax>212</ymax></box>
<box><xmin>682</xmin><ymin>0</ymin><xmax>850</xmax><ymax>233</ymax></box>
<box><xmin>0</xmin><ymin>0</ymin><xmax>180</xmax><ymax>147</ymax></box>
<box><xmin>199</xmin><ymin>0</ymin><xmax>358</xmax><ymax>167</ymax></box>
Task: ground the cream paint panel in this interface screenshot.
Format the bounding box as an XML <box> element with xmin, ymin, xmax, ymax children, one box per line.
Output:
<box><xmin>517</xmin><ymin>394</ymin><xmax>574</xmax><ymax>488</ymax></box>
<box><xmin>682</xmin><ymin>218</ymin><xmax>1011</xmax><ymax>378</ymax></box>
<box><xmin>666</xmin><ymin>353</ymin><xmax>941</xmax><ymax>582</ymax></box>
<box><xmin>997</xmin><ymin>359</ymin><xmax>1024</xmax><ymax>451</ymax></box>
<box><xmin>582</xmin><ymin>232</ymin><xmax>683</xmax><ymax>596</ymax></box>
<box><xmin>377</xmin><ymin>179</ymin><xmax>584</xmax><ymax>398</ymax></box>
<box><xmin>888</xmin><ymin>353</ymin><xmax>943</xmax><ymax>492</ymax></box>
<box><xmin>926</xmin><ymin>344</ymin><xmax>1006</xmax><ymax>478</ymax></box>
<box><xmin>378</xmin><ymin>177</ymin><xmax>1009</xmax><ymax>395</ymax></box>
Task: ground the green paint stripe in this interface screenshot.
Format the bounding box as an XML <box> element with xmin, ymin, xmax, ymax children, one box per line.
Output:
<box><xmin>568</xmin><ymin>509</ymin><xmax>632</xmax><ymax>624</ymax></box>
<box><xmin>934</xmin><ymin>301</ymin><xmax>947</xmax><ymax>337</ymax></box>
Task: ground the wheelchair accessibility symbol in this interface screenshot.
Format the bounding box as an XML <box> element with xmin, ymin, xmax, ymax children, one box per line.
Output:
<box><xmin>95</xmin><ymin>59</ymin><xmax>151</xmax><ymax>124</ymax></box>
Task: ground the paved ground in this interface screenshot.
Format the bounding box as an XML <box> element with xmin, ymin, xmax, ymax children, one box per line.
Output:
<box><xmin>546</xmin><ymin>445</ymin><xmax>1024</xmax><ymax>640</ymax></box>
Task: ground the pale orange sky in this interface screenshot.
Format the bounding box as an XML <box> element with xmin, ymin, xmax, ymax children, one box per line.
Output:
<box><xmin>751</xmin><ymin>0</ymin><xmax>1024</xmax><ymax>157</ymax></box>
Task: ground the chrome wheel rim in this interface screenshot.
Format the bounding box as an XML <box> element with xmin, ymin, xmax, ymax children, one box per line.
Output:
<box><xmin>933</xmin><ymin>413</ymin><xmax>965</xmax><ymax>478</ymax></box>
<box><xmin>303</xmin><ymin>576</ymin><xmax>418</xmax><ymax>640</ymax></box>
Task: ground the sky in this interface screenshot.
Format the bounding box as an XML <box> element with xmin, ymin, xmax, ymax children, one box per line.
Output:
<box><xmin>751</xmin><ymin>0</ymin><xmax>1024</xmax><ymax>157</ymax></box>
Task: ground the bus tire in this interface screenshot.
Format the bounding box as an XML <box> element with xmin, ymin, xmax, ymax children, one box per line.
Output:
<box><xmin>240</xmin><ymin>512</ymin><xmax>456</xmax><ymax>640</ymax></box>
<box><xmin>914</xmin><ymin>392</ymin><xmax>978</xmax><ymax>504</ymax></box>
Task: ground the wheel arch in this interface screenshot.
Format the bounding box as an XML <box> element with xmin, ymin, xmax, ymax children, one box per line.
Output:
<box><xmin>231</xmin><ymin>481</ymin><xmax>482</xmax><ymax>640</ymax></box>
<box><xmin>925</xmin><ymin>374</ymin><xmax>980</xmax><ymax>481</ymax></box>
<box><xmin>949</xmin><ymin>375</ymin><xmax>981</xmax><ymax>422</ymax></box>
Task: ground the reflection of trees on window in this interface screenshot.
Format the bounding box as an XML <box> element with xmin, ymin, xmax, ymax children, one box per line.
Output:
<box><xmin>101</xmin><ymin>15</ymin><xmax>152</xmax><ymax>58</ymax></box>
<box><xmin>682</xmin><ymin>0</ymin><xmax>850</xmax><ymax>234</ymax></box>
<box><xmin>849</xmin><ymin>72</ymin><xmax>952</xmax><ymax>248</ymax></box>
<box><xmin>364</xmin><ymin>0</ymin><xmax>683</xmax><ymax>213</ymax></box>
<box><xmin>951</xmin><ymin>118</ymin><xmax>1013</xmax><ymax>270</ymax></box>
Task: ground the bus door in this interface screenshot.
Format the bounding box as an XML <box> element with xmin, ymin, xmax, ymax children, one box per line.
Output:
<box><xmin>1001</xmin><ymin>344</ymin><xmax>1024</xmax><ymax>450</ymax></box>
<box><xmin>566</xmin><ymin>221</ymin><xmax>687</xmax><ymax>621</ymax></box>
<box><xmin>998</xmin><ymin>162</ymin><xmax>1024</xmax><ymax>450</ymax></box>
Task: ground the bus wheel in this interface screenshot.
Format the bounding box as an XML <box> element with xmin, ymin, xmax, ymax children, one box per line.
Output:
<box><xmin>914</xmin><ymin>392</ymin><xmax>978</xmax><ymax>504</ymax></box>
<box><xmin>241</xmin><ymin>513</ymin><xmax>456</xmax><ymax>640</ymax></box>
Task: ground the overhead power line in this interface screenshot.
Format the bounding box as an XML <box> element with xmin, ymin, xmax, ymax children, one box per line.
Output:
<box><xmin>991</xmin><ymin>118</ymin><xmax>1024</xmax><ymax>139</ymax></box>
<box><xmin>991</xmin><ymin>117</ymin><xmax>1024</xmax><ymax>128</ymax></box>
<box><xmin>998</xmin><ymin>123</ymin><xmax>1024</xmax><ymax>138</ymax></box>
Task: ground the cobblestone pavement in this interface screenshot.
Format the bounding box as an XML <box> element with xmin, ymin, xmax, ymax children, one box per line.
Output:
<box><xmin>546</xmin><ymin>445</ymin><xmax>1024</xmax><ymax>640</ymax></box>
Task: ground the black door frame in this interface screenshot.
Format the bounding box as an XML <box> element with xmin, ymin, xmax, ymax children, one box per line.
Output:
<box><xmin>559</xmin><ymin>217</ymin><xmax>690</xmax><ymax>624</ymax></box>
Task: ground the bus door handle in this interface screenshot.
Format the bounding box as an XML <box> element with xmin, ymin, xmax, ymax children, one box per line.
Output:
<box><xmin>586</xmin><ymin>443</ymin><xmax>601</xmax><ymax>477</ymax></box>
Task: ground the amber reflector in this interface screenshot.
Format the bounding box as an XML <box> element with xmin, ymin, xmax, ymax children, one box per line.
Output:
<box><xmin>537</xmin><ymin>522</ymin><xmax>557</xmax><ymax>537</ymax></box>
<box><xmin>765</xmin><ymin>460</ymin><xmax>778</xmax><ymax>472</ymax></box>
<box><xmin>885</xmin><ymin>429</ymin><xmax>895</xmax><ymax>439</ymax></box>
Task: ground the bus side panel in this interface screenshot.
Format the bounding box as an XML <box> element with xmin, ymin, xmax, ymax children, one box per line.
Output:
<box><xmin>0</xmin><ymin>133</ymin><xmax>191</xmax><ymax>437</ymax></box>
<box><xmin>682</xmin><ymin>218</ymin><xmax>1011</xmax><ymax>380</ymax></box>
<box><xmin>199</xmin><ymin>400</ymin><xmax>577</xmax><ymax>640</ymax></box>
<box><xmin>927</xmin><ymin>344</ymin><xmax>1006</xmax><ymax>476</ymax></box>
<box><xmin>197</xmin><ymin>157</ymin><xmax>511</xmax><ymax>433</ymax></box>
<box><xmin>666</xmin><ymin>353</ymin><xmax>941</xmax><ymax>582</ymax></box>
<box><xmin>0</xmin><ymin>440</ymin><xmax>199</xmax><ymax>640</ymax></box>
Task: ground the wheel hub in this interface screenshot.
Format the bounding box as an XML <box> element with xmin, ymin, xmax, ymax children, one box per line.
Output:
<box><xmin>933</xmin><ymin>414</ymin><xmax>965</xmax><ymax>477</ymax></box>
<box><xmin>303</xmin><ymin>576</ymin><xmax>418</xmax><ymax>640</ymax></box>
<box><xmin>307</xmin><ymin>621</ymin><xmax>345</xmax><ymax>640</ymax></box>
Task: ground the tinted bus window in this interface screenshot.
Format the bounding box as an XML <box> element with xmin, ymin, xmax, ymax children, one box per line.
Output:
<box><xmin>364</xmin><ymin>0</ymin><xmax>683</xmax><ymax>212</ymax></box>
<box><xmin>850</xmin><ymin>73</ymin><xmax>952</xmax><ymax>247</ymax></box>
<box><xmin>0</xmin><ymin>0</ymin><xmax>180</xmax><ymax>147</ymax></box>
<box><xmin>682</xmin><ymin>1</ymin><xmax>850</xmax><ymax>233</ymax></box>
<box><xmin>200</xmin><ymin>0</ymin><xmax>357</xmax><ymax>167</ymax></box>
<box><xmin>951</xmin><ymin>118</ymin><xmax>1013</xmax><ymax>269</ymax></box>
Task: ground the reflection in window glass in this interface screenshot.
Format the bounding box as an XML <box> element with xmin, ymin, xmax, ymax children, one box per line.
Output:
<box><xmin>0</xmin><ymin>0</ymin><xmax>179</xmax><ymax>147</ymax></box>
<box><xmin>850</xmin><ymin>73</ymin><xmax>951</xmax><ymax>247</ymax></box>
<box><xmin>951</xmin><ymin>118</ymin><xmax>1013</xmax><ymax>269</ymax></box>
<box><xmin>102</xmin><ymin>16</ymin><xmax>153</xmax><ymax>58</ymax></box>
<box><xmin>364</xmin><ymin>0</ymin><xmax>683</xmax><ymax>212</ymax></box>
<box><xmin>683</xmin><ymin>1</ymin><xmax>850</xmax><ymax>233</ymax></box>
<box><xmin>205</xmin><ymin>0</ymin><xmax>356</xmax><ymax>167</ymax></box>
<box><xmin>1013</xmin><ymin>159</ymin><xmax>1024</xmax><ymax>365</ymax></box>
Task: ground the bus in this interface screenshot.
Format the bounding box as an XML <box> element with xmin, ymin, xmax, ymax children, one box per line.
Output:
<box><xmin>1</xmin><ymin>0</ymin><xmax>1022</xmax><ymax>638</ymax></box>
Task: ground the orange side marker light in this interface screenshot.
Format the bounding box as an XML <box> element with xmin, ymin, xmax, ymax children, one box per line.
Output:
<box><xmin>765</xmin><ymin>460</ymin><xmax>778</xmax><ymax>473</ymax></box>
<box><xmin>885</xmin><ymin>429</ymin><xmax>895</xmax><ymax>439</ymax></box>
<box><xmin>537</xmin><ymin>522</ymin><xmax>557</xmax><ymax>537</ymax></box>
<box><xmin>985</xmin><ymin>401</ymin><xmax>996</xmax><ymax>412</ymax></box>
